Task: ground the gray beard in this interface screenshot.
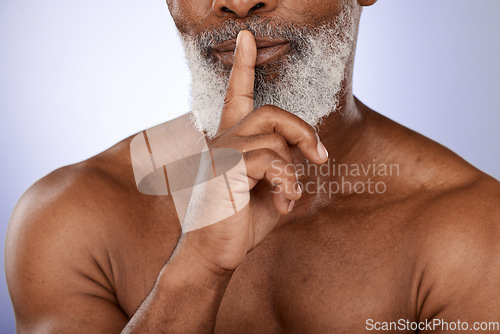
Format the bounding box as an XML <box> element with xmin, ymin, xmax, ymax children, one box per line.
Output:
<box><xmin>179</xmin><ymin>4</ymin><xmax>358</xmax><ymax>138</ymax></box>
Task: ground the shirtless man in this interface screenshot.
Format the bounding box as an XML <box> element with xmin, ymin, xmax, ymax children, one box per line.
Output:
<box><xmin>5</xmin><ymin>0</ymin><xmax>500</xmax><ymax>333</ymax></box>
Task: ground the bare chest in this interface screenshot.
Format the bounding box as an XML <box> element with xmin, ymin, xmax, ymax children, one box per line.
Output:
<box><xmin>113</xmin><ymin>206</ymin><xmax>420</xmax><ymax>333</ymax></box>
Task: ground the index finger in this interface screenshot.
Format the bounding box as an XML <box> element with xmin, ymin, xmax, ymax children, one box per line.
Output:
<box><xmin>218</xmin><ymin>30</ymin><xmax>257</xmax><ymax>133</ymax></box>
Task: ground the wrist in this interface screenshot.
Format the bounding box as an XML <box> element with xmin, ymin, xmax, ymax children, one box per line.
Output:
<box><xmin>158</xmin><ymin>236</ymin><xmax>234</xmax><ymax>292</ymax></box>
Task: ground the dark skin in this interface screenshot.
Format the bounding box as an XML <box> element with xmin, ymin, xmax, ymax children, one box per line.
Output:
<box><xmin>5</xmin><ymin>0</ymin><xmax>500</xmax><ymax>333</ymax></box>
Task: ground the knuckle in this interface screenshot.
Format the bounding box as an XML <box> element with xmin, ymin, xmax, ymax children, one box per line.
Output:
<box><xmin>242</xmin><ymin>150</ymin><xmax>254</xmax><ymax>162</ymax></box>
<box><xmin>269</xmin><ymin>133</ymin><xmax>288</xmax><ymax>150</ymax></box>
<box><xmin>223</xmin><ymin>93</ymin><xmax>253</xmax><ymax>110</ymax></box>
<box><xmin>262</xmin><ymin>105</ymin><xmax>281</xmax><ymax>116</ymax></box>
<box><xmin>241</xmin><ymin>150</ymin><xmax>253</xmax><ymax>164</ymax></box>
<box><xmin>295</xmin><ymin>122</ymin><xmax>317</xmax><ymax>146</ymax></box>
<box><xmin>234</xmin><ymin>62</ymin><xmax>255</xmax><ymax>72</ymax></box>
<box><xmin>260</xmin><ymin>148</ymin><xmax>277</xmax><ymax>161</ymax></box>
<box><xmin>222</xmin><ymin>96</ymin><xmax>235</xmax><ymax>109</ymax></box>
<box><xmin>255</xmin><ymin>105</ymin><xmax>277</xmax><ymax>118</ymax></box>
<box><xmin>305</xmin><ymin>128</ymin><xmax>317</xmax><ymax>144</ymax></box>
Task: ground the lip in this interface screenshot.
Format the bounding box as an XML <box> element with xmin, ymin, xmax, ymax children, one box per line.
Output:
<box><xmin>211</xmin><ymin>38</ymin><xmax>291</xmax><ymax>67</ymax></box>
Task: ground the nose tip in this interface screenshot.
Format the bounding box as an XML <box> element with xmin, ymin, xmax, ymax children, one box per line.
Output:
<box><xmin>213</xmin><ymin>0</ymin><xmax>277</xmax><ymax>18</ymax></box>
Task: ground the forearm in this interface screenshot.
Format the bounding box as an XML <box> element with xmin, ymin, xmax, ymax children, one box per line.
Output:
<box><xmin>122</xmin><ymin>242</ymin><xmax>233</xmax><ymax>333</ymax></box>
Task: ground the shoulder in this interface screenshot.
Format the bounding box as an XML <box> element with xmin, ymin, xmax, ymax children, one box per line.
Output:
<box><xmin>5</xmin><ymin>128</ymin><xmax>181</xmax><ymax>266</ymax></box>
<box><xmin>7</xmin><ymin>138</ymin><xmax>136</xmax><ymax>243</ymax></box>
<box><xmin>5</xmin><ymin>135</ymin><xmax>142</xmax><ymax>270</ymax></box>
<box><xmin>5</xmin><ymin>122</ymin><xmax>190</xmax><ymax>330</ymax></box>
<box><xmin>5</xmin><ymin>114</ymin><xmax>195</xmax><ymax>283</ymax></box>
<box><xmin>363</xmin><ymin>106</ymin><xmax>500</xmax><ymax>319</ymax></box>
<box><xmin>4</xmin><ymin>139</ymin><xmax>141</xmax><ymax>331</ymax></box>
<box><xmin>415</xmin><ymin>174</ymin><xmax>500</xmax><ymax>261</ymax></box>
<box><xmin>412</xmin><ymin>174</ymin><xmax>500</xmax><ymax>320</ymax></box>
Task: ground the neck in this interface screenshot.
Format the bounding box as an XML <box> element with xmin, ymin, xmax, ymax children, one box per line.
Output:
<box><xmin>317</xmin><ymin>90</ymin><xmax>365</xmax><ymax>162</ymax></box>
<box><xmin>290</xmin><ymin>86</ymin><xmax>367</xmax><ymax>171</ymax></box>
<box><xmin>287</xmin><ymin>86</ymin><xmax>385</xmax><ymax>213</ymax></box>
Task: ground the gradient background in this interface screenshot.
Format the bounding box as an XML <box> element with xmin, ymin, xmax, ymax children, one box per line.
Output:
<box><xmin>1</xmin><ymin>0</ymin><xmax>499</xmax><ymax>332</ymax></box>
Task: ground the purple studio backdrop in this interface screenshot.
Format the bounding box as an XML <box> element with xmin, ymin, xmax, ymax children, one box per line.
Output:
<box><xmin>1</xmin><ymin>0</ymin><xmax>499</xmax><ymax>332</ymax></box>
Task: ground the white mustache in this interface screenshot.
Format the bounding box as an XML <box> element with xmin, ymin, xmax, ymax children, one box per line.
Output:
<box><xmin>188</xmin><ymin>16</ymin><xmax>310</xmax><ymax>52</ymax></box>
<box><xmin>180</xmin><ymin>4</ymin><xmax>358</xmax><ymax>138</ymax></box>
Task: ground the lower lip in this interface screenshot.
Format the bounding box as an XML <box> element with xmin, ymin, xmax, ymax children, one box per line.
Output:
<box><xmin>212</xmin><ymin>43</ymin><xmax>291</xmax><ymax>67</ymax></box>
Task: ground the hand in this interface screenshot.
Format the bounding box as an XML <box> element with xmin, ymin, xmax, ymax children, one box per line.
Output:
<box><xmin>177</xmin><ymin>30</ymin><xmax>329</xmax><ymax>274</ymax></box>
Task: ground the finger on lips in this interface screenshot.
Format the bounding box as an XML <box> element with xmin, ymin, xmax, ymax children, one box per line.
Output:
<box><xmin>214</xmin><ymin>30</ymin><xmax>329</xmax><ymax>214</ymax></box>
<box><xmin>218</xmin><ymin>30</ymin><xmax>257</xmax><ymax>132</ymax></box>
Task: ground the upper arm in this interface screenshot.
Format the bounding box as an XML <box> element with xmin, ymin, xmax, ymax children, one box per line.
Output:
<box><xmin>5</xmin><ymin>170</ymin><xmax>129</xmax><ymax>333</ymax></box>
<box><xmin>416</xmin><ymin>178</ymin><xmax>500</xmax><ymax>332</ymax></box>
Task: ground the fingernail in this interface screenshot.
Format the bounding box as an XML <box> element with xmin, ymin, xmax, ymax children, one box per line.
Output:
<box><xmin>288</xmin><ymin>200</ymin><xmax>295</xmax><ymax>212</ymax></box>
<box><xmin>295</xmin><ymin>183</ymin><xmax>302</xmax><ymax>196</ymax></box>
<box><xmin>317</xmin><ymin>141</ymin><xmax>328</xmax><ymax>162</ymax></box>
